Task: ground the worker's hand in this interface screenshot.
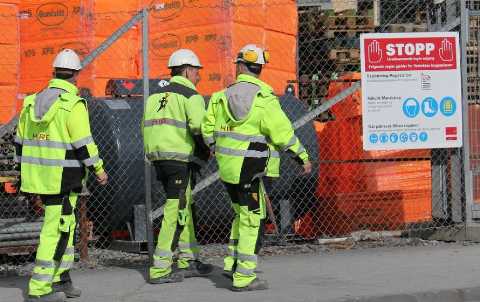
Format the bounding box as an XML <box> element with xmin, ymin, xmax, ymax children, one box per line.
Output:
<box><xmin>96</xmin><ymin>171</ymin><xmax>108</xmax><ymax>186</ymax></box>
<box><xmin>302</xmin><ymin>161</ymin><xmax>312</xmax><ymax>175</ymax></box>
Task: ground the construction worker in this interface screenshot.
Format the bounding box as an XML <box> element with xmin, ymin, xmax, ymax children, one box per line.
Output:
<box><xmin>14</xmin><ymin>49</ymin><xmax>108</xmax><ymax>302</ymax></box>
<box><xmin>143</xmin><ymin>49</ymin><xmax>213</xmax><ymax>284</ymax></box>
<box><xmin>201</xmin><ymin>44</ymin><xmax>312</xmax><ymax>291</ymax></box>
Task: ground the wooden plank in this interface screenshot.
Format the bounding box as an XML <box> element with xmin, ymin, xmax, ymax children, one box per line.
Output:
<box><xmin>325</xmin><ymin>28</ymin><xmax>374</xmax><ymax>39</ymax></box>
<box><xmin>329</xmin><ymin>48</ymin><xmax>360</xmax><ymax>63</ymax></box>
<box><xmin>326</xmin><ymin>15</ymin><xmax>375</xmax><ymax>29</ymax></box>
<box><xmin>0</xmin><ymin>176</ymin><xmax>16</xmax><ymax>183</ymax></box>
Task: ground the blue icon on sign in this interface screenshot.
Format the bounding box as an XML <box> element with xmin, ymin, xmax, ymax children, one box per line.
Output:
<box><xmin>440</xmin><ymin>96</ymin><xmax>456</xmax><ymax>117</ymax></box>
<box><xmin>403</xmin><ymin>98</ymin><xmax>420</xmax><ymax>118</ymax></box>
<box><xmin>369</xmin><ymin>134</ymin><xmax>378</xmax><ymax>144</ymax></box>
<box><xmin>399</xmin><ymin>132</ymin><xmax>409</xmax><ymax>143</ymax></box>
<box><xmin>421</xmin><ymin>97</ymin><xmax>438</xmax><ymax>118</ymax></box>
<box><xmin>410</xmin><ymin>132</ymin><xmax>418</xmax><ymax>142</ymax></box>
<box><xmin>390</xmin><ymin>133</ymin><xmax>399</xmax><ymax>143</ymax></box>
<box><xmin>419</xmin><ymin>132</ymin><xmax>428</xmax><ymax>142</ymax></box>
<box><xmin>380</xmin><ymin>133</ymin><xmax>389</xmax><ymax>143</ymax></box>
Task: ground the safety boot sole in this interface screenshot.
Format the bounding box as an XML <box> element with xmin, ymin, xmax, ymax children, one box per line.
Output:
<box><xmin>26</xmin><ymin>292</ymin><xmax>66</xmax><ymax>302</ymax></box>
<box><xmin>149</xmin><ymin>272</ymin><xmax>184</xmax><ymax>284</ymax></box>
<box><xmin>52</xmin><ymin>282</ymin><xmax>81</xmax><ymax>298</ymax></box>
<box><xmin>231</xmin><ymin>278</ymin><xmax>269</xmax><ymax>292</ymax></box>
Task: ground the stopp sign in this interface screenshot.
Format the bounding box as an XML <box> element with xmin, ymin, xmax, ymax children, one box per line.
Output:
<box><xmin>386</xmin><ymin>43</ymin><xmax>435</xmax><ymax>56</ymax></box>
<box><xmin>363</xmin><ymin>36</ymin><xmax>457</xmax><ymax>72</ymax></box>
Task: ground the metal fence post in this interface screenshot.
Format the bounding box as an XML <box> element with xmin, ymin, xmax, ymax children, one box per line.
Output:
<box><xmin>142</xmin><ymin>7</ymin><xmax>154</xmax><ymax>277</ymax></box>
<box><xmin>461</xmin><ymin>0</ymin><xmax>475</xmax><ymax>228</ymax></box>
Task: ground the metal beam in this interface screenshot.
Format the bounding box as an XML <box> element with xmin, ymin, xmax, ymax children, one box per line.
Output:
<box><xmin>81</xmin><ymin>10</ymin><xmax>143</xmax><ymax>68</ymax></box>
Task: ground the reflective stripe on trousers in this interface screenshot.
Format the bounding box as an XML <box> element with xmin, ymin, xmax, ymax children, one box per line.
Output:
<box><xmin>153</xmin><ymin>259</ymin><xmax>171</xmax><ymax>269</ymax></box>
<box><xmin>236</xmin><ymin>267</ymin><xmax>255</xmax><ymax>276</ymax></box>
<box><xmin>35</xmin><ymin>259</ymin><xmax>73</xmax><ymax>270</ymax></box>
<box><xmin>154</xmin><ymin>249</ymin><xmax>174</xmax><ymax>258</ymax></box>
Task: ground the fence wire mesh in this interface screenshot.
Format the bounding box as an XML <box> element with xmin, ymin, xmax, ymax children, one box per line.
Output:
<box><xmin>0</xmin><ymin>0</ymin><xmax>474</xmax><ymax>271</ymax></box>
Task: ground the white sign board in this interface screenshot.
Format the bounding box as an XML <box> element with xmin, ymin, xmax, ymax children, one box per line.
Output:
<box><xmin>360</xmin><ymin>32</ymin><xmax>462</xmax><ymax>150</ymax></box>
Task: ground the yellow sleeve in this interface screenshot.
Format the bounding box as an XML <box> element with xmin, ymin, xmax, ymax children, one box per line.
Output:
<box><xmin>200</xmin><ymin>94</ymin><xmax>219</xmax><ymax>147</ymax></box>
<box><xmin>67</xmin><ymin>101</ymin><xmax>104</xmax><ymax>175</ymax></box>
<box><xmin>185</xmin><ymin>94</ymin><xmax>206</xmax><ymax>135</ymax></box>
<box><xmin>261</xmin><ymin>98</ymin><xmax>309</xmax><ymax>164</ymax></box>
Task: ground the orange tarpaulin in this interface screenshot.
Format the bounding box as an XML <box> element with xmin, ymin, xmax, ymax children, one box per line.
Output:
<box><xmin>6</xmin><ymin>0</ymin><xmax>297</xmax><ymax>119</ymax></box>
<box><xmin>0</xmin><ymin>3</ymin><xmax>19</xmax><ymax>123</ymax></box>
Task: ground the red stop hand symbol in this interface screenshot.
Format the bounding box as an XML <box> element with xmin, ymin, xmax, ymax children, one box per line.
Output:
<box><xmin>439</xmin><ymin>38</ymin><xmax>454</xmax><ymax>62</ymax></box>
<box><xmin>367</xmin><ymin>40</ymin><xmax>382</xmax><ymax>63</ymax></box>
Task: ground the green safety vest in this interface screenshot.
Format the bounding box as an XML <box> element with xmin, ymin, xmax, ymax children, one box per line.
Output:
<box><xmin>143</xmin><ymin>76</ymin><xmax>206</xmax><ymax>163</ymax></box>
<box><xmin>202</xmin><ymin>74</ymin><xmax>309</xmax><ymax>184</ymax></box>
<box><xmin>16</xmin><ymin>79</ymin><xmax>102</xmax><ymax>195</ymax></box>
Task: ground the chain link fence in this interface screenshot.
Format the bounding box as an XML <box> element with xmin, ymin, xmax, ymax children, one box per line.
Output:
<box><xmin>0</xmin><ymin>0</ymin><xmax>476</xmax><ymax>271</ymax></box>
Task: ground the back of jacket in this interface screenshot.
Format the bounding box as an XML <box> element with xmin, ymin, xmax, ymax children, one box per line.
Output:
<box><xmin>143</xmin><ymin>76</ymin><xmax>206</xmax><ymax>163</ymax></box>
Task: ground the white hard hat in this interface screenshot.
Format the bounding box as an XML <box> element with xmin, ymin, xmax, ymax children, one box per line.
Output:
<box><xmin>235</xmin><ymin>44</ymin><xmax>269</xmax><ymax>65</ymax></box>
<box><xmin>52</xmin><ymin>49</ymin><xmax>82</xmax><ymax>71</ymax></box>
<box><xmin>168</xmin><ymin>49</ymin><xmax>202</xmax><ymax>68</ymax></box>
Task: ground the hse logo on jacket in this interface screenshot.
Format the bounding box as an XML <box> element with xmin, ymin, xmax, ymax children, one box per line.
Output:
<box><xmin>15</xmin><ymin>78</ymin><xmax>104</xmax><ymax>195</ymax></box>
<box><xmin>143</xmin><ymin>76</ymin><xmax>206</xmax><ymax>163</ymax></box>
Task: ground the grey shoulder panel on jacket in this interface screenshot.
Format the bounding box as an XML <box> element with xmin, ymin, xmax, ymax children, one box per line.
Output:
<box><xmin>34</xmin><ymin>87</ymin><xmax>66</xmax><ymax>120</ymax></box>
<box><xmin>225</xmin><ymin>82</ymin><xmax>260</xmax><ymax>120</ymax></box>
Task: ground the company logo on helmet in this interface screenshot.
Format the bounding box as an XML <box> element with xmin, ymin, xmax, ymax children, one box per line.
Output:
<box><xmin>151</xmin><ymin>34</ymin><xmax>181</xmax><ymax>58</ymax></box>
<box><xmin>36</xmin><ymin>2</ymin><xmax>69</xmax><ymax>26</ymax></box>
<box><xmin>150</xmin><ymin>0</ymin><xmax>184</xmax><ymax>20</ymax></box>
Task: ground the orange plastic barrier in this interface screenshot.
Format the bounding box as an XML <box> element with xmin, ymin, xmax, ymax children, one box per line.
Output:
<box><xmin>20</xmin><ymin>0</ymin><xmax>141</xmax><ymax>40</ymax></box>
<box><xmin>0</xmin><ymin>44</ymin><xmax>19</xmax><ymax>85</ymax></box>
<box><xmin>93</xmin><ymin>0</ymin><xmax>140</xmax><ymax>37</ymax></box>
<box><xmin>19</xmin><ymin>0</ymin><xmax>92</xmax><ymax>41</ymax></box>
<box><xmin>316</xmin><ymin>190</ymin><xmax>432</xmax><ymax>236</ymax></box>
<box><xmin>316</xmin><ymin>160</ymin><xmax>432</xmax><ymax>197</ymax></box>
<box><xmin>0</xmin><ymin>3</ymin><xmax>19</xmax><ymax>123</ymax></box>
<box><xmin>17</xmin><ymin>0</ymin><xmax>298</xmax><ymax>98</ymax></box>
<box><xmin>469</xmin><ymin>104</ymin><xmax>480</xmax><ymax>203</ymax></box>
<box><xmin>264</xmin><ymin>31</ymin><xmax>296</xmax><ymax>72</ymax></box>
<box><xmin>328</xmin><ymin>72</ymin><xmax>362</xmax><ymax>120</ymax></box>
<box><xmin>148</xmin><ymin>20</ymin><xmax>296</xmax><ymax>95</ymax></box>
<box><xmin>230</xmin><ymin>0</ymin><xmax>297</xmax><ymax>34</ymax></box>
<box><xmin>0</xmin><ymin>85</ymin><xmax>18</xmax><ymax>124</ymax></box>
<box><xmin>149</xmin><ymin>23</ymin><xmax>229</xmax><ymax>65</ymax></box>
<box><xmin>20</xmin><ymin>36</ymin><xmax>139</xmax><ymax>81</ymax></box>
<box><xmin>315</xmin><ymin>118</ymin><xmax>431</xmax><ymax>161</ymax></box>
<box><xmin>18</xmin><ymin>78</ymin><xmax>48</xmax><ymax>95</ymax></box>
<box><xmin>261</xmin><ymin>69</ymin><xmax>295</xmax><ymax>96</ymax></box>
<box><xmin>469</xmin><ymin>104</ymin><xmax>480</xmax><ymax>157</ymax></box>
<box><xmin>0</xmin><ymin>3</ymin><xmax>19</xmax><ymax>44</ymax></box>
<box><xmin>264</xmin><ymin>0</ymin><xmax>296</xmax><ymax>34</ymax></box>
<box><xmin>0</xmin><ymin>0</ymin><xmax>20</xmax><ymax>5</ymax></box>
<box><xmin>143</xmin><ymin>0</ymin><xmax>227</xmax><ymax>30</ymax></box>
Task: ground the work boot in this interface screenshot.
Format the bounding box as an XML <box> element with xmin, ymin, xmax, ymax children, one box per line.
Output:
<box><xmin>180</xmin><ymin>260</ymin><xmax>214</xmax><ymax>278</ymax></box>
<box><xmin>26</xmin><ymin>292</ymin><xmax>66</xmax><ymax>302</ymax></box>
<box><xmin>149</xmin><ymin>271</ymin><xmax>184</xmax><ymax>284</ymax></box>
<box><xmin>231</xmin><ymin>278</ymin><xmax>269</xmax><ymax>292</ymax></box>
<box><xmin>52</xmin><ymin>281</ymin><xmax>82</xmax><ymax>298</ymax></box>
<box><xmin>222</xmin><ymin>270</ymin><xmax>233</xmax><ymax>280</ymax></box>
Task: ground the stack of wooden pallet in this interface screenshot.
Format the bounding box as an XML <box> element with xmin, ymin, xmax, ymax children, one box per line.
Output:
<box><xmin>467</xmin><ymin>14</ymin><xmax>480</xmax><ymax>104</ymax></box>
<box><xmin>320</xmin><ymin>6</ymin><xmax>376</xmax><ymax>71</ymax></box>
<box><xmin>297</xmin><ymin>2</ymin><xmax>375</xmax><ymax>107</ymax></box>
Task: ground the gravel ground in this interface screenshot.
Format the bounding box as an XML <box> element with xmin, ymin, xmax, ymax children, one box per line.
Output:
<box><xmin>1</xmin><ymin>231</ymin><xmax>477</xmax><ymax>278</ymax></box>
